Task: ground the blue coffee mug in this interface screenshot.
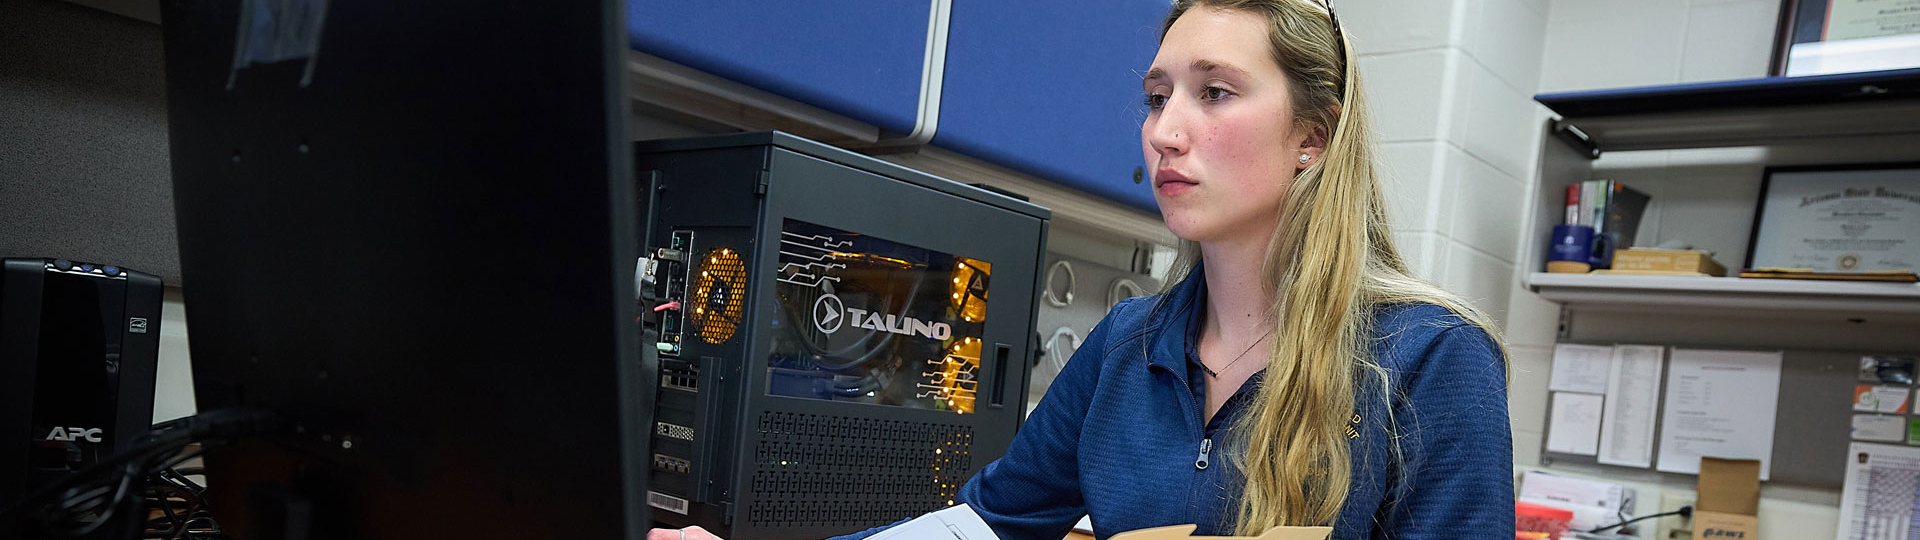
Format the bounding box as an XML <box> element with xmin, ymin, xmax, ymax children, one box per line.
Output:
<box><xmin>1548</xmin><ymin>224</ymin><xmax>1593</xmax><ymax>265</ymax></box>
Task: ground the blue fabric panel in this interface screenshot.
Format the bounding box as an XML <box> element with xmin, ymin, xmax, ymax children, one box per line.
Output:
<box><xmin>629</xmin><ymin>1</ymin><xmax>928</xmax><ymax>135</ymax></box>
<box><xmin>934</xmin><ymin>1</ymin><xmax>1167</xmax><ymax>213</ymax></box>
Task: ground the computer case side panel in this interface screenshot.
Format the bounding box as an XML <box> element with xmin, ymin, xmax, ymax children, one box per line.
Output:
<box><xmin>723</xmin><ymin>148</ymin><xmax>1043</xmax><ymax>539</ymax></box>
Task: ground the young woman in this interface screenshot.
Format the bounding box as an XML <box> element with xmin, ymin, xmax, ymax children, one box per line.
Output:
<box><xmin>653</xmin><ymin>1</ymin><xmax>1513</xmax><ymax>538</ymax></box>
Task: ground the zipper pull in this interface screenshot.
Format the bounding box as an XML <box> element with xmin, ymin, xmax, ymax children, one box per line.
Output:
<box><xmin>1195</xmin><ymin>437</ymin><xmax>1213</xmax><ymax>470</ymax></box>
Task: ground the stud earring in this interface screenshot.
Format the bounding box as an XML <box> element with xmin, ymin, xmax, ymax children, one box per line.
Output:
<box><xmin>1299</xmin><ymin>154</ymin><xmax>1312</xmax><ymax>164</ymax></box>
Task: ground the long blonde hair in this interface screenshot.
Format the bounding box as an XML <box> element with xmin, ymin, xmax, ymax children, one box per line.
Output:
<box><xmin>1155</xmin><ymin>0</ymin><xmax>1509</xmax><ymax>533</ymax></box>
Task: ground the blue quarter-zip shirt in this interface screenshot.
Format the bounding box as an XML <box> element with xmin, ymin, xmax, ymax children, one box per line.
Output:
<box><xmin>835</xmin><ymin>268</ymin><xmax>1513</xmax><ymax>540</ymax></box>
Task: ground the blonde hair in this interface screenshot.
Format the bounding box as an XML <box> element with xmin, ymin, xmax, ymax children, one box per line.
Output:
<box><xmin>1156</xmin><ymin>0</ymin><xmax>1509</xmax><ymax>533</ymax></box>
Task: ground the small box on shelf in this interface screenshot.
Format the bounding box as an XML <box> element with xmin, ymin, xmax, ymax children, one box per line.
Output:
<box><xmin>1599</xmin><ymin>249</ymin><xmax>1727</xmax><ymax>277</ymax></box>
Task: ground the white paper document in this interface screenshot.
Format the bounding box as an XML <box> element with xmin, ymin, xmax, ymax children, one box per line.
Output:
<box><xmin>1547</xmin><ymin>392</ymin><xmax>1605</xmax><ymax>456</ymax></box>
<box><xmin>1654</xmin><ymin>348</ymin><xmax>1782</xmax><ymax>480</ymax></box>
<box><xmin>869</xmin><ymin>504</ymin><xmax>999</xmax><ymax>540</ymax></box>
<box><xmin>1517</xmin><ymin>471</ymin><xmax>1634</xmax><ymax>532</ymax></box>
<box><xmin>1551</xmin><ymin>344</ymin><xmax>1615</xmax><ymax>394</ymax></box>
<box><xmin>1836</xmin><ymin>443</ymin><xmax>1920</xmax><ymax>540</ymax></box>
<box><xmin>1854</xmin><ymin>415</ymin><xmax>1909</xmax><ymax>443</ymax></box>
<box><xmin>1598</xmin><ymin>345</ymin><xmax>1665</xmax><ymax>468</ymax></box>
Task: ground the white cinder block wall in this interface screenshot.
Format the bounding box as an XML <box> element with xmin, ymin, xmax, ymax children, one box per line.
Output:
<box><xmin>1347</xmin><ymin>0</ymin><xmax>1549</xmax><ymax>324</ymax></box>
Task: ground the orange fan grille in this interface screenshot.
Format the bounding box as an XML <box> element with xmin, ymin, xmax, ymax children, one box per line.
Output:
<box><xmin>691</xmin><ymin>248</ymin><xmax>747</xmax><ymax>344</ymax></box>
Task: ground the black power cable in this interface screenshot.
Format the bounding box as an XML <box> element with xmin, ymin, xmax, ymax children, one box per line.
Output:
<box><xmin>1588</xmin><ymin>505</ymin><xmax>1694</xmax><ymax>533</ymax></box>
<box><xmin>0</xmin><ymin>409</ymin><xmax>279</xmax><ymax>539</ymax></box>
<box><xmin>143</xmin><ymin>462</ymin><xmax>229</xmax><ymax>540</ymax></box>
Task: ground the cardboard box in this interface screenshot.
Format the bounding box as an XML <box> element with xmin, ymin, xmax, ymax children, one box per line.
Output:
<box><xmin>1693</xmin><ymin>511</ymin><xmax>1757</xmax><ymax>540</ymax></box>
<box><xmin>1693</xmin><ymin>457</ymin><xmax>1761</xmax><ymax>540</ymax></box>
<box><xmin>1608</xmin><ymin>249</ymin><xmax>1727</xmax><ymax>277</ymax></box>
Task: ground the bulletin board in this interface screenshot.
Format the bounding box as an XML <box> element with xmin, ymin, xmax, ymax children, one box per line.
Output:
<box><xmin>1538</xmin><ymin>346</ymin><xmax>1892</xmax><ymax>490</ymax></box>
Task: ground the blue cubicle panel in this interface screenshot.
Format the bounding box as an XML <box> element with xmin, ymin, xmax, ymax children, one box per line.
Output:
<box><xmin>933</xmin><ymin>1</ymin><xmax>1168</xmax><ymax>213</ymax></box>
<box><xmin>629</xmin><ymin>1</ymin><xmax>929</xmax><ymax>136</ymax></box>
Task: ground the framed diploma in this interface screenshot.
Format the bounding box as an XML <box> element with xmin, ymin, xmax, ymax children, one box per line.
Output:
<box><xmin>1746</xmin><ymin>163</ymin><xmax>1920</xmax><ymax>272</ymax></box>
<box><xmin>1774</xmin><ymin>0</ymin><xmax>1920</xmax><ymax>76</ymax></box>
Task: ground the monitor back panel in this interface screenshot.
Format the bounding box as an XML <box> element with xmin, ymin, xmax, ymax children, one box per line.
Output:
<box><xmin>160</xmin><ymin>1</ymin><xmax>648</xmax><ymax>538</ymax></box>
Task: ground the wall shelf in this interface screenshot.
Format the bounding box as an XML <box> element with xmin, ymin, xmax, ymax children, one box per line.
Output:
<box><xmin>1534</xmin><ymin>68</ymin><xmax>1920</xmax><ymax>157</ymax></box>
<box><xmin>1519</xmin><ymin>68</ymin><xmax>1920</xmax><ymax>302</ymax></box>
<box><xmin>1528</xmin><ymin>272</ymin><xmax>1920</xmax><ymax>316</ymax></box>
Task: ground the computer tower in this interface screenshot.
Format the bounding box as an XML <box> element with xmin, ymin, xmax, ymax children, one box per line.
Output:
<box><xmin>635</xmin><ymin>132</ymin><xmax>1048</xmax><ymax>539</ymax></box>
<box><xmin>0</xmin><ymin>258</ymin><xmax>163</xmax><ymax>538</ymax></box>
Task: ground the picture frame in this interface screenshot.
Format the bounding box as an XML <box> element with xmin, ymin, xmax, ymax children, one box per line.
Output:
<box><xmin>1772</xmin><ymin>0</ymin><xmax>1920</xmax><ymax>77</ymax></box>
<box><xmin>1745</xmin><ymin>162</ymin><xmax>1920</xmax><ymax>273</ymax></box>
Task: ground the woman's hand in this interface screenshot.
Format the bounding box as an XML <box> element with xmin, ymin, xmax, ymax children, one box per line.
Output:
<box><xmin>646</xmin><ymin>526</ymin><xmax>723</xmax><ymax>540</ymax></box>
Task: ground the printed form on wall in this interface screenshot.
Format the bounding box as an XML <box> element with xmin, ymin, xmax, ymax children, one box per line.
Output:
<box><xmin>1654</xmin><ymin>349</ymin><xmax>1784</xmax><ymax>480</ymax></box>
<box><xmin>1598</xmin><ymin>345</ymin><xmax>1665</xmax><ymax>468</ymax></box>
<box><xmin>1551</xmin><ymin>343</ymin><xmax>1614</xmax><ymax>394</ymax></box>
<box><xmin>1547</xmin><ymin>391</ymin><xmax>1604</xmax><ymax>456</ymax></box>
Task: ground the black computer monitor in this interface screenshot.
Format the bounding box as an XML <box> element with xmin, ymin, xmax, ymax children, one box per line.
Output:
<box><xmin>160</xmin><ymin>1</ymin><xmax>650</xmax><ymax>538</ymax></box>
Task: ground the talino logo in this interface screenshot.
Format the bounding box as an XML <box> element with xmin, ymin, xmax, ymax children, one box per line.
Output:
<box><xmin>44</xmin><ymin>427</ymin><xmax>103</xmax><ymax>443</ymax></box>
<box><xmin>813</xmin><ymin>293</ymin><xmax>952</xmax><ymax>340</ymax></box>
<box><xmin>1701</xmin><ymin>528</ymin><xmax>1746</xmax><ymax>539</ymax></box>
<box><xmin>846</xmin><ymin>306</ymin><xmax>951</xmax><ymax>340</ymax></box>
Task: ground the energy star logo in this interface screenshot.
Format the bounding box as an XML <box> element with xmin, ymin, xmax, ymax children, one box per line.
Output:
<box><xmin>44</xmin><ymin>427</ymin><xmax>103</xmax><ymax>443</ymax></box>
<box><xmin>812</xmin><ymin>293</ymin><xmax>952</xmax><ymax>340</ymax></box>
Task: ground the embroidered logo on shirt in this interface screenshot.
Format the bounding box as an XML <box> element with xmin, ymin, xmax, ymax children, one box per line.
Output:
<box><xmin>1346</xmin><ymin>414</ymin><xmax>1363</xmax><ymax>439</ymax></box>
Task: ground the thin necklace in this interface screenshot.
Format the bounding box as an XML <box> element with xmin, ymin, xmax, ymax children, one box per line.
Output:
<box><xmin>1199</xmin><ymin>327</ymin><xmax>1275</xmax><ymax>378</ymax></box>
